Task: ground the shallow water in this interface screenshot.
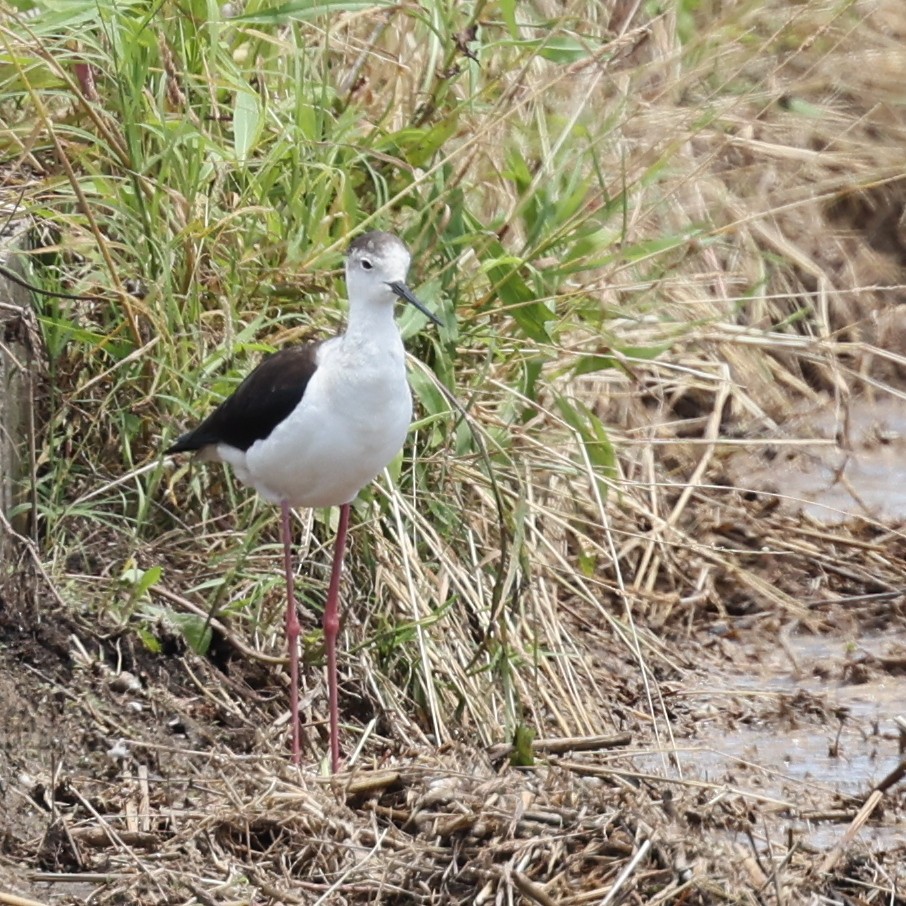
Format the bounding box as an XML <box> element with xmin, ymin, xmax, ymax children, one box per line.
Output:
<box><xmin>729</xmin><ymin>396</ymin><xmax>906</xmax><ymax>522</ymax></box>
<box><xmin>636</xmin><ymin>633</ymin><xmax>905</xmax><ymax>851</ymax></box>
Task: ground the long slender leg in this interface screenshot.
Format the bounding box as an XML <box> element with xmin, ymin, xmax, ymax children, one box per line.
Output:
<box><xmin>281</xmin><ymin>500</ymin><xmax>303</xmax><ymax>764</ymax></box>
<box><xmin>324</xmin><ymin>502</ymin><xmax>351</xmax><ymax>773</ymax></box>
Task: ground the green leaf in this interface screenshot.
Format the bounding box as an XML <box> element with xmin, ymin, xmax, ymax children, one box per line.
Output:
<box><xmin>621</xmin><ymin>230</ymin><xmax>702</xmax><ymax>262</ymax></box>
<box><xmin>16</xmin><ymin>0</ymin><xmax>112</xmax><ymax>31</ymax></box>
<box><xmin>122</xmin><ymin>564</ymin><xmax>163</xmax><ymax>598</ymax></box>
<box><xmin>499</xmin><ymin>0</ymin><xmax>518</xmax><ymax>39</ymax></box>
<box><xmin>555</xmin><ymin>396</ymin><xmax>616</xmax><ymax>488</ymax></box>
<box><xmin>619</xmin><ymin>344</ymin><xmax>670</xmax><ymax>361</ymax></box>
<box><xmin>509</xmin><ymin>301</ymin><xmax>553</xmax><ymax>343</ymax></box>
<box><xmin>578</xmin><ymin>547</ymin><xmax>597</xmax><ymax>577</ymax></box>
<box><xmin>782</xmin><ymin>96</ymin><xmax>826</xmax><ymax>118</ymax></box>
<box><xmin>169</xmin><ymin>613</ymin><xmax>214</xmax><ymax>656</ymax></box>
<box><xmin>481</xmin><ymin>256</ymin><xmax>553</xmax><ymax>343</ymax></box>
<box><xmin>385</xmin><ymin>119</ymin><xmax>459</xmax><ymax>168</ymax></box>
<box><xmin>230</xmin><ymin>0</ymin><xmax>393</xmax><ymax>23</ymax></box>
<box><xmin>137</xmin><ymin>628</ymin><xmax>162</xmax><ymax>654</ymax></box>
<box><xmin>502</xmin><ymin>151</ymin><xmax>532</xmax><ymax>190</ymax></box>
<box><xmin>233</xmin><ymin>89</ymin><xmax>262</xmax><ymax>162</ymax></box>
<box><xmin>519</xmin><ymin>355</ymin><xmax>545</xmax><ymax>409</ymax></box>
<box><xmin>572</xmin><ymin>343</ymin><xmax>669</xmax><ymax>376</ymax></box>
<box><xmin>571</xmin><ymin>354</ymin><xmax>620</xmax><ymax>377</ymax></box>
<box><xmin>502</xmin><ymin>35</ymin><xmax>594</xmax><ymax>65</ymax></box>
<box><xmin>510</xmin><ymin>724</ymin><xmax>535</xmax><ymax>766</ymax></box>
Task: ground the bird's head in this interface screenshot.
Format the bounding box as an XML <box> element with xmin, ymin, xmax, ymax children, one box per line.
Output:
<box><xmin>345</xmin><ymin>231</ymin><xmax>440</xmax><ymax>324</ymax></box>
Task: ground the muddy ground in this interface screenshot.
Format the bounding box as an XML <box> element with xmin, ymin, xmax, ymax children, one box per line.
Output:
<box><xmin>1</xmin><ymin>465</ymin><xmax>904</xmax><ymax>905</ymax></box>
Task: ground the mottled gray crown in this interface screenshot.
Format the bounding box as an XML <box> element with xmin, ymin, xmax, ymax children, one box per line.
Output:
<box><xmin>347</xmin><ymin>231</ymin><xmax>408</xmax><ymax>258</ymax></box>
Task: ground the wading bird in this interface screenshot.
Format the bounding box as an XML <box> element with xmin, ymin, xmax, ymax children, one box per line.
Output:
<box><xmin>167</xmin><ymin>232</ymin><xmax>440</xmax><ymax>770</ymax></box>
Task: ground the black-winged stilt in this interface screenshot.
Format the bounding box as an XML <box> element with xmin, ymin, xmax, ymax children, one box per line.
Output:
<box><xmin>167</xmin><ymin>231</ymin><xmax>440</xmax><ymax>771</ymax></box>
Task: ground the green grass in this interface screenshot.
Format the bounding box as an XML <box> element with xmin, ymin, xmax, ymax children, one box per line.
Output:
<box><xmin>2</xmin><ymin>0</ymin><xmax>899</xmax><ymax>759</ymax></box>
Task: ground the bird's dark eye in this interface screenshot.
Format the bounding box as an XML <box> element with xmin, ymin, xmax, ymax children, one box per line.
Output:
<box><xmin>361</xmin><ymin>258</ymin><xmax>373</xmax><ymax>270</ymax></box>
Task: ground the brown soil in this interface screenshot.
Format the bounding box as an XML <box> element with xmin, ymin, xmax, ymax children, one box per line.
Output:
<box><xmin>1</xmin><ymin>502</ymin><xmax>904</xmax><ymax>905</ymax></box>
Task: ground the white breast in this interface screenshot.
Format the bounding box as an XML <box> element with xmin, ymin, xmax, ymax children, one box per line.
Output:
<box><xmin>222</xmin><ymin>337</ymin><xmax>414</xmax><ymax>508</ymax></box>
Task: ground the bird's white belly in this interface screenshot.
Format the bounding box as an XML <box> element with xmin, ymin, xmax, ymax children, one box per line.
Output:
<box><xmin>223</xmin><ymin>367</ymin><xmax>413</xmax><ymax>508</ymax></box>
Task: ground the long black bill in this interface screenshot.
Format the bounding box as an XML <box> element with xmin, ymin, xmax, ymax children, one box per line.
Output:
<box><xmin>388</xmin><ymin>281</ymin><xmax>442</xmax><ymax>326</ymax></box>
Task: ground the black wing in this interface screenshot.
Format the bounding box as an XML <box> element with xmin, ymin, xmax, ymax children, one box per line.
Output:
<box><xmin>167</xmin><ymin>343</ymin><xmax>321</xmax><ymax>454</ymax></box>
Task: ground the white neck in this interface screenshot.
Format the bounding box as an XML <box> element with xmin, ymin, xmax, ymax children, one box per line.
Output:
<box><xmin>342</xmin><ymin>296</ymin><xmax>402</xmax><ymax>351</ymax></box>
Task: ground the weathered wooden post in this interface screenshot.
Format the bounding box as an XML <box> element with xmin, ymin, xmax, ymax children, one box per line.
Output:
<box><xmin>0</xmin><ymin>220</ymin><xmax>37</xmax><ymax>564</ymax></box>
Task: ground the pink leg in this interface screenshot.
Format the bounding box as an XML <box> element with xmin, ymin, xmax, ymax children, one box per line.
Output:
<box><xmin>324</xmin><ymin>503</ymin><xmax>351</xmax><ymax>773</ymax></box>
<box><xmin>281</xmin><ymin>500</ymin><xmax>303</xmax><ymax>764</ymax></box>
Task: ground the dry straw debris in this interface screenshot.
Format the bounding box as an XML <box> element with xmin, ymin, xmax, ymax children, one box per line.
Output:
<box><xmin>1</xmin><ymin>0</ymin><xmax>906</xmax><ymax>903</ymax></box>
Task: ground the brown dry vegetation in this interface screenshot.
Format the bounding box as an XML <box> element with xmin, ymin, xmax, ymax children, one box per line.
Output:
<box><xmin>1</xmin><ymin>0</ymin><xmax>906</xmax><ymax>904</ymax></box>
